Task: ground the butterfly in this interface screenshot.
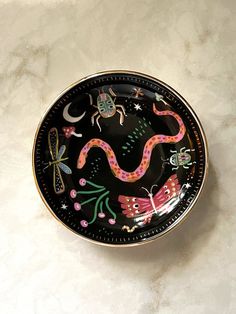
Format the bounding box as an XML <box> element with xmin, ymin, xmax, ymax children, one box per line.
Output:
<box><xmin>118</xmin><ymin>174</ymin><xmax>186</xmax><ymax>224</ymax></box>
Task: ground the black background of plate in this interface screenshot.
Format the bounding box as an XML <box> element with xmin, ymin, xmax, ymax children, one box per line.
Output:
<box><xmin>34</xmin><ymin>72</ymin><xmax>206</xmax><ymax>245</ymax></box>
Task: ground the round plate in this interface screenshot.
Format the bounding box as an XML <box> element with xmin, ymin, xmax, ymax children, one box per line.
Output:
<box><xmin>33</xmin><ymin>71</ymin><xmax>208</xmax><ymax>246</ymax></box>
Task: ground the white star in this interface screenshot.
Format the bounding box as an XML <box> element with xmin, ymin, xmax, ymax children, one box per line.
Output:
<box><xmin>134</xmin><ymin>103</ymin><xmax>142</xmax><ymax>111</ymax></box>
<box><xmin>61</xmin><ymin>203</ymin><xmax>68</xmax><ymax>210</ymax></box>
<box><xmin>185</xmin><ymin>183</ymin><xmax>191</xmax><ymax>189</ymax></box>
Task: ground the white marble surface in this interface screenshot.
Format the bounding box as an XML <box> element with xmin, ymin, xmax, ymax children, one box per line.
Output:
<box><xmin>0</xmin><ymin>0</ymin><xmax>236</xmax><ymax>313</ymax></box>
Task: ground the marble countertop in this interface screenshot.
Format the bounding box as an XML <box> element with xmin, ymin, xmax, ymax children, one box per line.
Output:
<box><xmin>0</xmin><ymin>0</ymin><xmax>235</xmax><ymax>313</ymax></box>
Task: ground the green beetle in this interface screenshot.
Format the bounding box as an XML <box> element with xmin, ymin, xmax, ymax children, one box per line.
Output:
<box><xmin>91</xmin><ymin>92</ymin><xmax>127</xmax><ymax>132</ymax></box>
<box><xmin>162</xmin><ymin>147</ymin><xmax>196</xmax><ymax>170</ymax></box>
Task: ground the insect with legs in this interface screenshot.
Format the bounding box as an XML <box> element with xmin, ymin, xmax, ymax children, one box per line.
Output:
<box><xmin>89</xmin><ymin>88</ymin><xmax>127</xmax><ymax>132</ymax></box>
<box><xmin>43</xmin><ymin>128</ymin><xmax>72</xmax><ymax>194</ymax></box>
<box><xmin>162</xmin><ymin>147</ymin><xmax>196</xmax><ymax>170</ymax></box>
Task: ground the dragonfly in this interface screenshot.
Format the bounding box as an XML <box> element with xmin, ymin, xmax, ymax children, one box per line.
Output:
<box><xmin>43</xmin><ymin>127</ymin><xmax>72</xmax><ymax>194</ymax></box>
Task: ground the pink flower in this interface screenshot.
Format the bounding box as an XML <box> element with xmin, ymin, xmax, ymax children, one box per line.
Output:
<box><xmin>108</xmin><ymin>218</ymin><xmax>116</xmax><ymax>225</ymax></box>
<box><xmin>98</xmin><ymin>212</ymin><xmax>105</xmax><ymax>218</ymax></box>
<box><xmin>79</xmin><ymin>178</ymin><xmax>86</xmax><ymax>186</ymax></box>
<box><xmin>70</xmin><ymin>189</ymin><xmax>77</xmax><ymax>198</ymax></box>
<box><xmin>80</xmin><ymin>220</ymin><xmax>88</xmax><ymax>228</ymax></box>
<box><xmin>74</xmin><ymin>202</ymin><xmax>81</xmax><ymax>211</ymax></box>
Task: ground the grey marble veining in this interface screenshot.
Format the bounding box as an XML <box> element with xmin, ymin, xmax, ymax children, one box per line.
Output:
<box><xmin>0</xmin><ymin>0</ymin><xmax>236</xmax><ymax>313</ymax></box>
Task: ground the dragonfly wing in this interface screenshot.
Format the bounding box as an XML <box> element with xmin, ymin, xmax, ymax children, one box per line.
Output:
<box><xmin>58</xmin><ymin>162</ymin><xmax>72</xmax><ymax>174</ymax></box>
<box><xmin>48</xmin><ymin>128</ymin><xmax>59</xmax><ymax>160</ymax></box>
<box><xmin>58</xmin><ymin>145</ymin><xmax>66</xmax><ymax>160</ymax></box>
<box><xmin>53</xmin><ymin>164</ymin><xmax>65</xmax><ymax>194</ymax></box>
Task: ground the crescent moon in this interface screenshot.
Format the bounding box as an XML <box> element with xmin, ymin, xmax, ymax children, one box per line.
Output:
<box><xmin>63</xmin><ymin>103</ymin><xmax>86</xmax><ymax>123</ymax></box>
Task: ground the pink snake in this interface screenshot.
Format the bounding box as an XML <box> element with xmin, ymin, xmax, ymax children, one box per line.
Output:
<box><xmin>77</xmin><ymin>103</ymin><xmax>186</xmax><ymax>182</ymax></box>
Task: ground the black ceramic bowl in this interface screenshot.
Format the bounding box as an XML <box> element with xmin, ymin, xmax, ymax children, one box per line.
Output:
<box><xmin>33</xmin><ymin>71</ymin><xmax>208</xmax><ymax>246</ymax></box>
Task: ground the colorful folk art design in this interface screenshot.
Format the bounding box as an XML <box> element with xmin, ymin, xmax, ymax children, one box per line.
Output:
<box><xmin>43</xmin><ymin>128</ymin><xmax>72</xmax><ymax>194</ymax></box>
<box><xmin>70</xmin><ymin>179</ymin><xmax>116</xmax><ymax>227</ymax></box>
<box><xmin>77</xmin><ymin>103</ymin><xmax>186</xmax><ymax>182</ymax></box>
<box><xmin>34</xmin><ymin>73</ymin><xmax>206</xmax><ymax>245</ymax></box>
<box><xmin>161</xmin><ymin>147</ymin><xmax>196</xmax><ymax>170</ymax></box>
<box><xmin>121</xmin><ymin>118</ymin><xmax>151</xmax><ymax>156</ymax></box>
<box><xmin>44</xmin><ymin>90</ymin><xmax>194</xmax><ymax>228</ymax></box>
<box><xmin>89</xmin><ymin>90</ymin><xmax>127</xmax><ymax>132</ymax></box>
<box><xmin>62</xmin><ymin>126</ymin><xmax>82</xmax><ymax>139</ymax></box>
<box><xmin>118</xmin><ymin>174</ymin><xmax>182</xmax><ymax>224</ymax></box>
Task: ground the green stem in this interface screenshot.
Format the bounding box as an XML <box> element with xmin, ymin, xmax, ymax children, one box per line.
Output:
<box><xmin>105</xmin><ymin>197</ymin><xmax>116</xmax><ymax>219</ymax></box>
<box><xmin>80</xmin><ymin>197</ymin><xmax>97</xmax><ymax>206</ymax></box>
<box><xmin>86</xmin><ymin>180</ymin><xmax>104</xmax><ymax>189</ymax></box>
<box><xmin>77</xmin><ymin>187</ymin><xmax>105</xmax><ymax>195</ymax></box>
<box><xmin>88</xmin><ymin>191</ymin><xmax>109</xmax><ymax>224</ymax></box>
<box><xmin>99</xmin><ymin>200</ymin><xmax>103</xmax><ymax>213</ymax></box>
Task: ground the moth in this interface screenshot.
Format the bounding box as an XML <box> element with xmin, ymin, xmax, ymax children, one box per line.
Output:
<box><xmin>118</xmin><ymin>174</ymin><xmax>186</xmax><ymax>224</ymax></box>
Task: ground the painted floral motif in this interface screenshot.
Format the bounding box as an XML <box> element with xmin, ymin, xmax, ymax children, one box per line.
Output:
<box><xmin>70</xmin><ymin>178</ymin><xmax>116</xmax><ymax>227</ymax></box>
